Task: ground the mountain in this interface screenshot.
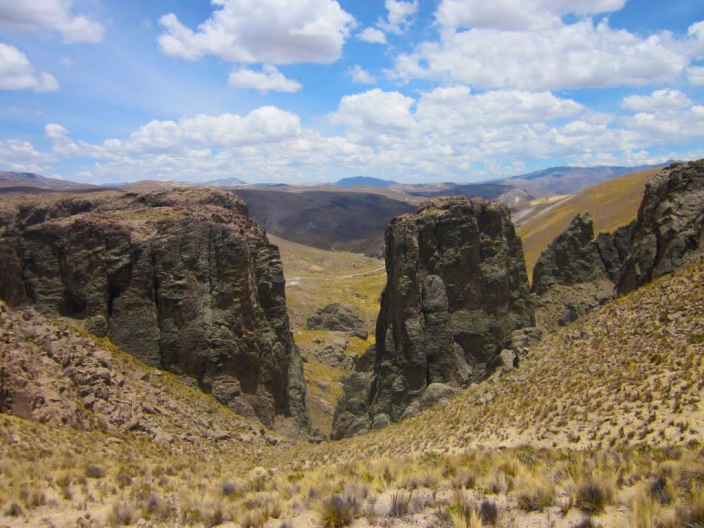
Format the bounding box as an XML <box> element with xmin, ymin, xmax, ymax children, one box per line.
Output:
<box><xmin>198</xmin><ymin>177</ymin><xmax>247</xmax><ymax>186</ymax></box>
<box><xmin>334</xmin><ymin>176</ymin><xmax>397</xmax><ymax>187</ymax></box>
<box><xmin>233</xmin><ymin>188</ymin><xmax>415</xmax><ymax>256</ymax></box>
<box><xmin>505</xmin><ymin>162</ymin><xmax>670</xmax><ymax>196</ymax></box>
<box><xmin>0</xmin><ymin>171</ymin><xmax>94</xmax><ymax>191</ymax></box>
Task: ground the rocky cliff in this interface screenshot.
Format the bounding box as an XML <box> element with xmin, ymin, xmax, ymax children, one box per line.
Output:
<box><xmin>331</xmin><ymin>196</ymin><xmax>534</xmax><ymax>439</ymax></box>
<box><xmin>530</xmin><ymin>211</ymin><xmax>632</xmax><ymax>328</ymax></box>
<box><xmin>0</xmin><ymin>188</ymin><xmax>310</xmax><ymax>433</ymax></box>
<box><xmin>618</xmin><ymin>160</ymin><xmax>704</xmax><ymax>295</ymax></box>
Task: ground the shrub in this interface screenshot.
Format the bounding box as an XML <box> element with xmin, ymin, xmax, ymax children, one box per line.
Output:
<box><xmin>107</xmin><ymin>502</ymin><xmax>136</xmax><ymax>526</ymax></box>
<box><xmin>319</xmin><ymin>494</ymin><xmax>361</xmax><ymax>527</ymax></box>
<box><xmin>389</xmin><ymin>491</ymin><xmax>412</xmax><ymax>517</ymax></box>
<box><xmin>85</xmin><ymin>466</ymin><xmax>104</xmax><ymax>479</ymax></box>
<box><xmin>575</xmin><ymin>480</ymin><xmax>612</xmax><ymax>514</ymax></box>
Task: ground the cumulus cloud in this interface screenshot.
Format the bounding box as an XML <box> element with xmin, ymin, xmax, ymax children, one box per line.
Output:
<box><xmin>158</xmin><ymin>0</ymin><xmax>356</xmax><ymax>64</ymax></box>
<box><xmin>0</xmin><ymin>0</ymin><xmax>104</xmax><ymax>43</ymax></box>
<box><xmin>378</xmin><ymin>0</ymin><xmax>418</xmax><ymax>34</ymax></box>
<box><xmin>435</xmin><ymin>0</ymin><xmax>626</xmax><ymax>30</ymax></box>
<box><xmin>391</xmin><ymin>19</ymin><xmax>692</xmax><ymax>90</ymax></box>
<box><xmin>228</xmin><ymin>65</ymin><xmax>302</xmax><ymax>93</ymax></box>
<box><xmin>347</xmin><ymin>65</ymin><xmax>376</xmax><ymax>84</ymax></box>
<box><xmin>0</xmin><ymin>138</ymin><xmax>52</xmax><ymax>165</ymax></box>
<box><xmin>623</xmin><ymin>89</ymin><xmax>692</xmax><ymax>112</ymax></box>
<box><xmin>330</xmin><ymin>89</ymin><xmax>418</xmax><ymax>145</ymax></box>
<box><xmin>687</xmin><ymin>66</ymin><xmax>704</xmax><ymax>85</ymax></box>
<box><xmin>0</xmin><ymin>44</ymin><xmax>59</xmax><ymax>92</ymax></box>
<box><xmin>622</xmin><ymin>89</ymin><xmax>704</xmax><ymax>142</ymax></box>
<box><xmin>358</xmin><ymin>27</ymin><xmax>387</xmax><ymax>44</ymax></box>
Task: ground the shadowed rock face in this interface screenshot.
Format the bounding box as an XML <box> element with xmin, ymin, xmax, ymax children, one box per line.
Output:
<box><xmin>0</xmin><ymin>188</ymin><xmax>310</xmax><ymax>434</ymax></box>
<box><xmin>530</xmin><ymin>211</ymin><xmax>634</xmax><ymax>329</ymax></box>
<box><xmin>618</xmin><ymin>160</ymin><xmax>704</xmax><ymax>295</ymax></box>
<box><xmin>331</xmin><ymin>196</ymin><xmax>534</xmax><ymax>439</ymax></box>
<box><xmin>531</xmin><ymin>211</ymin><xmax>608</xmax><ymax>296</ymax></box>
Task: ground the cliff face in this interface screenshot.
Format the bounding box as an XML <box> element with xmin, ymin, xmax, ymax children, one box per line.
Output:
<box><xmin>332</xmin><ymin>196</ymin><xmax>534</xmax><ymax>439</ymax></box>
<box><xmin>0</xmin><ymin>188</ymin><xmax>309</xmax><ymax>433</ymax></box>
<box><xmin>618</xmin><ymin>160</ymin><xmax>704</xmax><ymax>295</ymax></box>
<box><xmin>530</xmin><ymin>211</ymin><xmax>633</xmax><ymax>328</ymax></box>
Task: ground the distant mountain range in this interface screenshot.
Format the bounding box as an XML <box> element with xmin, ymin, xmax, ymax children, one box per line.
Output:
<box><xmin>196</xmin><ymin>177</ymin><xmax>247</xmax><ymax>186</ymax></box>
<box><xmin>335</xmin><ymin>176</ymin><xmax>397</xmax><ymax>187</ymax></box>
<box><xmin>0</xmin><ymin>171</ymin><xmax>95</xmax><ymax>191</ymax></box>
<box><xmin>504</xmin><ymin>162</ymin><xmax>671</xmax><ymax>196</ymax></box>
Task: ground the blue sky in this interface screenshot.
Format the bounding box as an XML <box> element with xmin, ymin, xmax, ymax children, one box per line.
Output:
<box><xmin>0</xmin><ymin>0</ymin><xmax>703</xmax><ymax>184</ymax></box>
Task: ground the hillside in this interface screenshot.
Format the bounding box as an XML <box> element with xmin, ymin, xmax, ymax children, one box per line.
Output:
<box><xmin>506</xmin><ymin>163</ymin><xmax>668</xmax><ymax>196</ymax></box>
<box><xmin>2</xmin><ymin>258</ymin><xmax>702</xmax><ymax>527</ymax></box>
<box><xmin>234</xmin><ymin>188</ymin><xmax>415</xmax><ymax>256</ymax></box>
<box><xmin>335</xmin><ymin>176</ymin><xmax>396</xmax><ymax>187</ymax></box>
<box><xmin>517</xmin><ymin>167</ymin><xmax>661</xmax><ymax>277</ymax></box>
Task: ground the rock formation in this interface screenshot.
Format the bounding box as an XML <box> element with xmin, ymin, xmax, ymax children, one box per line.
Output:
<box><xmin>618</xmin><ymin>160</ymin><xmax>704</xmax><ymax>295</ymax></box>
<box><xmin>530</xmin><ymin>211</ymin><xmax>632</xmax><ymax>328</ymax></box>
<box><xmin>0</xmin><ymin>188</ymin><xmax>310</xmax><ymax>433</ymax></box>
<box><xmin>0</xmin><ymin>300</ymin><xmax>283</xmax><ymax>447</ymax></box>
<box><xmin>306</xmin><ymin>303</ymin><xmax>365</xmax><ymax>332</ymax></box>
<box><xmin>331</xmin><ymin>196</ymin><xmax>534</xmax><ymax>438</ymax></box>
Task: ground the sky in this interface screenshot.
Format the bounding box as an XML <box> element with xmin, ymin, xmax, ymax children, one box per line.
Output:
<box><xmin>0</xmin><ymin>0</ymin><xmax>703</xmax><ymax>185</ymax></box>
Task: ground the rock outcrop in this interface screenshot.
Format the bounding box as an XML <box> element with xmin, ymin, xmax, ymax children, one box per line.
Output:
<box><xmin>0</xmin><ymin>301</ymin><xmax>283</xmax><ymax>447</ymax></box>
<box><xmin>531</xmin><ymin>212</ymin><xmax>632</xmax><ymax>329</ymax></box>
<box><xmin>532</xmin><ymin>212</ymin><xmax>609</xmax><ymax>296</ymax></box>
<box><xmin>306</xmin><ymin>303</ymin><xmax>365</xmax><ymax>332</ymax></box>
<box><xmin>0</xmin><ymin>188</ymin><xmax>310</xmax><ymax>433</ymax></box>
<box><xmin>331</xmin><ymin>196</ymin><xmax>534</xmax><ymax>438</ymax></box>
<box><xmin>618</xmin><ymin>160</ymin><xmax>704</xmax><ymax>295</ymax></box>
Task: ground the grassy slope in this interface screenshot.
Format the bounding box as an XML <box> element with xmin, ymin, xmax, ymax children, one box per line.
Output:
<box><xmin>293</xmin><ymin>257</ymin><xmax>704</xmax><ymax>467</ymax></box>
<box><xmin>4</xmin><ymin>260</ymin><xmax>702</xmax><ymax>527</ymax></box>
<box><xmin>517</xmin><ymin>168</ymin><xmax>660</xmax><ymax>279</ymax></box>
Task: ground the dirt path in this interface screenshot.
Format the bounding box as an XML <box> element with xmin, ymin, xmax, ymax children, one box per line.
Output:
<box><xmin>287</xmin><ymin>266</ymin><xmax>385</xmax><ymax>284</ymax></box>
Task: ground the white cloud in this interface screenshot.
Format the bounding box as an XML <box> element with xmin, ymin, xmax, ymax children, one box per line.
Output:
<box><xmin>358</xmin><ymin>27</ymin><xmax>387</xmax><ymax>44</ymax></box>
<box><xmin>622</xmin><ymin>89</ymin><xmax>692</xmax><ymax>112</ymax></box>
<box><xmin>347</xmin><ymin>65</ymin><xmax>376</xmax><ymax>84</ymax></box>
<box><xmin>0</xmin><ymin>139</ymin><xmax>51</xmax><ymax>165</ymax></box>
<box><xmin>687</xmin><ymin>66</ymin><xmax>704</xmax><ymax>85</ymax></box>
<box><xmin>158</xmin><ymin>0</ymin><xmax>355</xmax><ymax>64</ymax></box>
<box><xmin>378</xmin><ymin>0</ymin><xmax>418</xmax><ymax>34</ymax></box>
<box><xmin>0</xmin><ymin>0</ymin><xmax>104</xmax><ymax>43</ymax></box>
<box><xmin>0</xmin><ymin>44</ymin><xmax>59</xmax><ymax>92</ymax></box>
<box><xmin>228</xmin><ymin>65</ymin><xmax>302</xmax><ymax>93</ymax></box>
<box><xmin>435</xmin><ymin>0</ymin><xmax>626</xmax><ymax>30</ymax></box>
<box><xmin>622</xmin><ymin>89</ymin><xmax>704</xmax><ymax>142</ymax></box>
<box><xmin>330</xmin><ymin>89</ymin><xmax>418</xmax><ymax>144</ymax></box>
<box><xmin>391</xmin><ymin>19</ymin><xmax>691</xmax><ymax>90</ymax></box>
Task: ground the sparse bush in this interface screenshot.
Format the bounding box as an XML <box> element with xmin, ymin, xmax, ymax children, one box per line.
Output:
<box><xmin>516</xmin><ymin>478</ymin><xmax>555</xmax><ymax>512</ymax></box>
<box><xmin>4</xmin><ymin>501</ymin><xmax>23</xmax><ymax>517</ymax></box>
<box><xmin>575</xmin><ymin>480</ymin><xmax>612</xmax><ymax>514</ymax></box>
<box><xmin>571</xmin><ymin>518</ymin><xmax>602</xmax><ymax>528</ymax></box>
<box><xmin>107</xmin><ymin>501</ymin><xmax>136</xmax><ymax>526</ymax></box>
<box><xmin>241</xmin><ymin>508</ymin><xmax>268</xmax><ymax>528</ymax></box>
<box><xmin>319</xmin><ymin>493</ymin><xmax>361</xmax><ymax>527</ymax></box>
<box><xmin>389</xmin><ymin>491</ymin><xmax>412</xmax><ymax>517</ymax></box>
<box><xmin>479</xmin><ymin>499</ymin><xmax>499</xmax><ymax>525</ymax></box>
<box><xmin>85</xmin><ymin>466</ymin><xmax>104</xmax><ymax>479</ymax></box>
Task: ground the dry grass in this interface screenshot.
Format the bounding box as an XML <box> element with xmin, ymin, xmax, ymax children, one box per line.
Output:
<box><xmin>517</xmin><ymin>167</ymin><xmax>659</xmax><ymax>278</ymax></box>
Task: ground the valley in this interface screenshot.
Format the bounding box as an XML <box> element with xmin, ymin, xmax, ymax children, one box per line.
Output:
<box><xmin>0</xmin><ymin>160</ymin><xmax>703</xmax><ymax>528</ymax></box>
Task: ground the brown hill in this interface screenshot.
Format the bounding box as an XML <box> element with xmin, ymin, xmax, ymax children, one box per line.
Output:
<box><xmin>517</xmin><ymin>167</ymin><xmax>660</xmax><ymax>278</ymax></box>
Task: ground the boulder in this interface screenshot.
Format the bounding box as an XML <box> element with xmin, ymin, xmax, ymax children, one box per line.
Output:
<box><xmin>306</xmin><ymin>303</ymin><xmax>365</xmax><ymax>332</ymax></box>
